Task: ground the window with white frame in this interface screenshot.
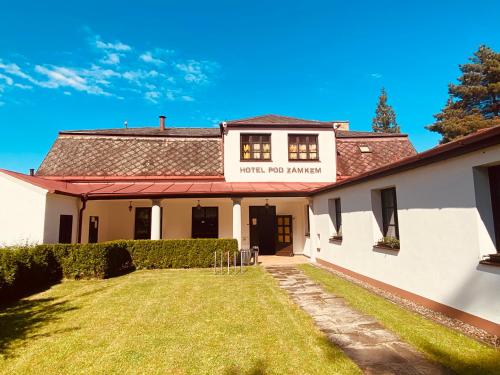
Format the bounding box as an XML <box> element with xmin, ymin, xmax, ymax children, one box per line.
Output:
<box><xmin>328</xmin><ymin>198</ymin><xmax>342</xmax><ymax>239</ymax></box>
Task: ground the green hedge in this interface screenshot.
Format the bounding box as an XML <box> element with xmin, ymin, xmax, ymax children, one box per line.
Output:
<box><xmin>125</xmin><ymin>239</ymin><xmax>238</xmax><ymax>269</ymax></box>
<box><xmin>0</xmin><ymin>245</ymin><xmax>62</xmax><ymax>301</ymax></box>
<box><xmin>1</xmin><ymin>238</ymin><xmax>237</xmax><ymax>302</ymax></box>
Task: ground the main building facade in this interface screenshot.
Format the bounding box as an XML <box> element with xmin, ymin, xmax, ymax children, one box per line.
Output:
<box><xmin>1</xmin><ymin>114</ymin><xmax>499</xmax><ymax>335</ymax></box>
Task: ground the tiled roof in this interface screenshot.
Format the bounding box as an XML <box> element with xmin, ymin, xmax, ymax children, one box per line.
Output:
<box><xmin>37</xmin><ymin>134</ymin><xmax>223</xmax><ymax>177</ymax></box>
<box><xmin>336</xmin><ymin>137</ymin><xmax>417</xmax><ymax>177</ymax></box>
<box><xmin>60</xmin><ymin>127</ymin><xmax>221</xmax><ymax>138</ymax></box>
<box><xmin>225</xmin><ymin>114</ymin><xmax>341</xmax><ymax>126</ymax></box>
<box><xmin>336</xmin><ymin>130</ymin><xmax>407</xmax><ymax>138</ymax></box>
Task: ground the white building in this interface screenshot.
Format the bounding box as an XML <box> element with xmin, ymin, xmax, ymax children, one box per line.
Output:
<box><xmin>0</xmin><ymin>114</ymin><xmax>499</xmax><ymax>336</ymax></box>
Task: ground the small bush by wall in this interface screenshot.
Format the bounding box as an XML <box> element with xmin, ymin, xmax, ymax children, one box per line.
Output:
<box><xmin>125</xmin><ymin>239</ymin><xmax>238</xmax><ymax>269</ymax></box>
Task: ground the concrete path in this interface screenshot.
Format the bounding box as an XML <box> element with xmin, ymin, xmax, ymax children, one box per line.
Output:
<box><xmin>258</xmin><ymin>254</ymin><xmax>309</xmax><ymax>266</ymax></box>
<box><xmin>266</xmin><ymin>266</ymin><xmax>451</xmax><ymax>375</ymax></box>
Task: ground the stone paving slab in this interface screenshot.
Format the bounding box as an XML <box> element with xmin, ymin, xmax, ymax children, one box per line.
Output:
<box><xmin>265</xmin><ymin>265</ymin><xmax>452</xmax><ymax>375</ymax></box>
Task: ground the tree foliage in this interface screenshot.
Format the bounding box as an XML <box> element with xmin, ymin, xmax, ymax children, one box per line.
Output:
<box><xmin>372</xmin><ymin>88</ymin><xmax>400</xmax><ymax>133</ymax></box>
<box><xmin>427</xmin><ymin>45</ymin><xmax>500</xmax><ymax>143</ymax></box>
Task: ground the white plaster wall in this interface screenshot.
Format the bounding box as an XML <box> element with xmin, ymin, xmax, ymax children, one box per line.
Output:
<box><xmin>0</xmin><ymin>173</ymin><xmax>47</xmax><ymax>246</ymax></box>
<box><xmin>223</xmin><ymin>128</ymin><xmax>336</xmax><ymax>182</ymax></box>
<box><xmin>43</xmin><ymin>193</ymin><xmax>80</xmax><ymax>244</ymax></box>
<box><xmin>81</xmin><ymin>198</ymin><xmax>234</xmax><ymax>243</ymax></box>
<box><xmin>312</xmin><ymin>145</ymin><xmax>500</xmax><ymax>324</ymax></box>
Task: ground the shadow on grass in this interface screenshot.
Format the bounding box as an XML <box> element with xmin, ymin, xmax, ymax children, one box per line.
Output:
<box><xmin>224</xmin><ymin>359</ymin><xmax>267</xmax><ymax>375</ymax></box>
<box><xmin>0</xmin><ymin>296</ymin><xmax>78</xmax><ymax>358</ymax></box>
<box><xmin>420</xmin><ymin>341</ymin><xmax>500</xmax><ymax>375</ymax></box>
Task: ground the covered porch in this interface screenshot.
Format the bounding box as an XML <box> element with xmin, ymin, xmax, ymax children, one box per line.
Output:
<box><xmin>79</xmin><ymin>196</ymin><xmax>315</xmax><ymax>256</ymax></box>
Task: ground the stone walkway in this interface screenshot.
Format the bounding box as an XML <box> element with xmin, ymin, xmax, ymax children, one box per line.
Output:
<box><xmin>266</xmin><ymin>266</ymin><xmax>451</xmax><ymax>375</ymax></box>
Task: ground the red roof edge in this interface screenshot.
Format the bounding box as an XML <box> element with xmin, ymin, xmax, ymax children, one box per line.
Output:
<box><xmin>0</xmin><ymin>169</ymin><xmax>81</xmax><ymax>197</ymax></box>
<box><xmin>39</xmin><ymin>175</ymin><xmax>226</xmax><ymax>182</ymax></box>
<box><xmin>312</xmin><ymin>125</ymin><xmax>500</xmax><ymax>196</ymax></box>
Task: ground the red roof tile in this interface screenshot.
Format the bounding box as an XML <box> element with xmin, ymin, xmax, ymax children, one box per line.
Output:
<box><xmin>336</xmin><ymin>137</ymin><xmax>417</xmax><ymax>177</ymax></box>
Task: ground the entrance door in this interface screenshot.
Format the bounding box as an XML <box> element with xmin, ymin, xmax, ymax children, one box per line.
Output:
<box><xmin>249</xmin><ymin>206</ymin><xmax>276</xmax><ymax>255</ymax></box>
<box><xmin>276</xmin><ymin>215</ymin><xmax>293</xmax><ymax>256</ymax></box>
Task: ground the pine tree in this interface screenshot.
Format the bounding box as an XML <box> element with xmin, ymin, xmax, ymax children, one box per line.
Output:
<box><xmin>427</xmin><ymin>45</ymin><xmax>500</xmax><ymax>143</ymax></box>
<box><xmin>372</xmin><ymin>88</ymin><xmax>400</xmax><ymax>133</ymax></box>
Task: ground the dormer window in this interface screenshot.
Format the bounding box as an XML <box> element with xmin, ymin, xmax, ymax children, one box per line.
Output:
<box><xmin>359</xmin><ymin>145</ymin><xmax>371</xmax><ymax>153</ymax></box>
<box><xmin>288</xmin><ymin>134</ymin><xmax>319</xmax><ymax>161</ymax></box>
<box><xmin>241</xmin><ymin>134</ymin><xmax>271</xmax><ymax>161</ymax></box>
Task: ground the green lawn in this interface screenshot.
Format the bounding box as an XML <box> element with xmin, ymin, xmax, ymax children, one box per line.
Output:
<box><xmin>299</xmin><ymin>264</ymin><xmax>500</xmax><ymax>375</ymax></box>
<box><xmin>0</xmin><ymin>267</ymin><xmax>360</xmax><ymax>375</ymax></box>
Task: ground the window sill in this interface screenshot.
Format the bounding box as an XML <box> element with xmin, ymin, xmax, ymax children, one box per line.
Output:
<box><xmin>288</xmin><ymin>159</ymin><xmax>321</xmax><ymax>163</ymax></box>
<box><xmin>240</xmin><ymin>159</ymin><xmax>273</xmax><ymax>162</ymax></box>
<box><xmin>329</xmin><ymin>236</ymin><xmax>343</xmax><ymax>244</ymax></box>
<box><xmin>373</xmin><ymin>244</ymin><xmax>400</xmax><ymax>252</ymax></box>
<box><xmin>479</xmin><ymin>260</ymin><xmax>500</xmax><ymax>268</ymax></box>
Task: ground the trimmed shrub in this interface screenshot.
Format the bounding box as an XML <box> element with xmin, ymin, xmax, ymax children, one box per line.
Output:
<box><xmin>126</xmin><ymin>239</ymin><xmax>238</xmax><ymax>269</ymax></box>
<box><xmin>0</xmin><ymin>238</ymin><xmax>236</xmax><ymax>303</ymax></box>
<box><xmin>56</xmin><ymin>242</ymin><xmax>133</xmax><ymax>279</ymax></box>
<box><xmin>0</xmin><ymin>245</ymin><xmax>62</xmax><ymax>301</ymax></box>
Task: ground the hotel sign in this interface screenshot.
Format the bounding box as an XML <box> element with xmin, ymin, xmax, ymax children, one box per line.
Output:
<box><xmin>240</xmin><ymin>166</ymin><xmax>322</xmax><ymax>175</ymax></box>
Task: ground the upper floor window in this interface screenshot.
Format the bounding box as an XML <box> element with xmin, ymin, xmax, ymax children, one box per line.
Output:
<box><xmin>381</xmin><ymin>187</ymin><xmax>399</xmax><ymax>239</ymax></box>
<box><xmin>241</xmin><ymin>134</ymin><xmax>271</xmax><ymax>161</ymax></box>
<box><xmin>288</xmin><ymin>134</ymin><xmax>319</xmax><ymax>161</ymax></box>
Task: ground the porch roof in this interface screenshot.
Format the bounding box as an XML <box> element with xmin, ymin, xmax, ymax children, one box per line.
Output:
<box><xmin>0</xmin><ymin>169</ymin><xmax>328</xmax><ymax>198</ymax></box>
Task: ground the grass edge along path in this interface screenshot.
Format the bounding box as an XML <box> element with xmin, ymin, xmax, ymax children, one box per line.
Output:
<box><xmin>299</xmin><ymin>263</ymin><xmax>500</xmax><ymax>375</ymax></box>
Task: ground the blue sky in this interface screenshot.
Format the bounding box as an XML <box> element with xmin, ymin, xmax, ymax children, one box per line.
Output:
<box><xmin>0</xmin><ymin>0</ymin><xmax>499</xmax><ymax>173</ymax></box>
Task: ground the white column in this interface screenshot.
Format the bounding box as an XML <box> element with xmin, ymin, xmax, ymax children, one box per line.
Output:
<box><xmin>308</xmin><ymin>198</ymin><xmax>317</xmax><ymax>262</ymax></box>
<box><xmin>232</xmin><ymin>197</ymin><xmax>242</xmax><ymax>249</ymax></box>
<box><xmin>151</xmin><ymin>199</ymin><xmax>162</xmax><ymax>240</ymax></box>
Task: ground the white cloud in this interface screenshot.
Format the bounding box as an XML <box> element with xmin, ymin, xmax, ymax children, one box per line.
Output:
<box><xmin>100</xmin><ymin>52</ymin><xmax>120</xmax><ymax>65</ymax></box>
<box><xmin>0</xmin><ymin>31</ymin><xmax>219</xmax><ymax>105</ymax></box>
<box><xmin>14</xmin><ymin>83</ymin><xmax>32</xmax><ymax>89</ymax></box>
<box><xmin>144</xmin><ymin>90</ymin><xmax>161</xmax><ymax>103</ymax></box>
<box><xmin>370</xmin><ymin>73</ymin><xmax>382</xmax><ymax>79</ymax></box>
<box><xmin>0</xmin><ymin>73</ymin><xmax>13</xmax><ymax>85</ymax></box>
<box><xmin>34</xmin><ymin>65</ymin><xmax>111</xmax><ymax>96</ymax></box>
<box><xmin>95</xmin><ymin>38</ymin><xmax>131</xmax><ymax>52</ymax></box>
<box><xmin>175</xmin><ymin>60</ymin><xmax>218</xmax><ymax>84</ymax></box>
<box><xmin>140</xmin><ymin>51</ymin><xmax>165</xmax><ymax>65</ymax></box>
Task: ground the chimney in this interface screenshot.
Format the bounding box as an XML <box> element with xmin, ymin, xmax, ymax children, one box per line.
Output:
<box><xmin>29</xmin><ymin>168</ymin><xmax>34</xmax><ymax>176</ymax></box>
<box><xmin>159</xmin><ymin>115</ymin><xmax>166</xmax><ymax>131</ymax></box>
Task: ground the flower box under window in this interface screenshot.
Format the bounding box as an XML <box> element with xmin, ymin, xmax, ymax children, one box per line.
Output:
<box><xmin>375</xmin><ymin>237</ymin><xmax>400</xmax><ymax>250</ymax></box>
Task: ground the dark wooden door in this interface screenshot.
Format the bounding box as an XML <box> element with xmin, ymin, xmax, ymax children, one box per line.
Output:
<box><xmin>249</xmin><ymin>206</ymin><xmax>276</xmax><ymax>255</ymax></box>
<box><xmin>276</xmin><ymin>215</ymin><xmax>293</xmax><ymax>256</ymax></box>
<box><xmin>58</xmin><ymin>214</ymin><xmax>73</xmax><ymax>243</ymax></box>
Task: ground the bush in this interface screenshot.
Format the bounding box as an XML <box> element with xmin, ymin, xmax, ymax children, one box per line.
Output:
<box><xmin>126</xmin><ymin>239</ymin><xmax>238</xmax><ymax>269</ymax></box>
<box><xmin>0</xmin><ymin>245</ymin><xmax>62</xmax><ymax>301</ymax></box>
<box><xmin>0</xmin><ymin>238</ymin><xmax>236</xmax><ymax>303</ymax></box>
<box><xmin>57</xmin><ymin>242</ymin><xmax>133</xmax><ymax>279</ymax></box>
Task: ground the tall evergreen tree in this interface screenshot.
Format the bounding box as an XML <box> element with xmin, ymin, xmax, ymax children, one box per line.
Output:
<box><xmin>427</xmin><ymin>45</ymin><xmax>500</xmax><ymax>143</ymax></box>
<box><xmin>372</xmin><ymin>88</ymin><xmax>400</xmax><ymax>133</ymax></box>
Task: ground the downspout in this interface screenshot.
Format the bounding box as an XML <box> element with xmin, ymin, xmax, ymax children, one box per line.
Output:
<box><xmin>77</xmin><ymin>194</ymin><xmax>88</xmax><ymax>243</ymax></box>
